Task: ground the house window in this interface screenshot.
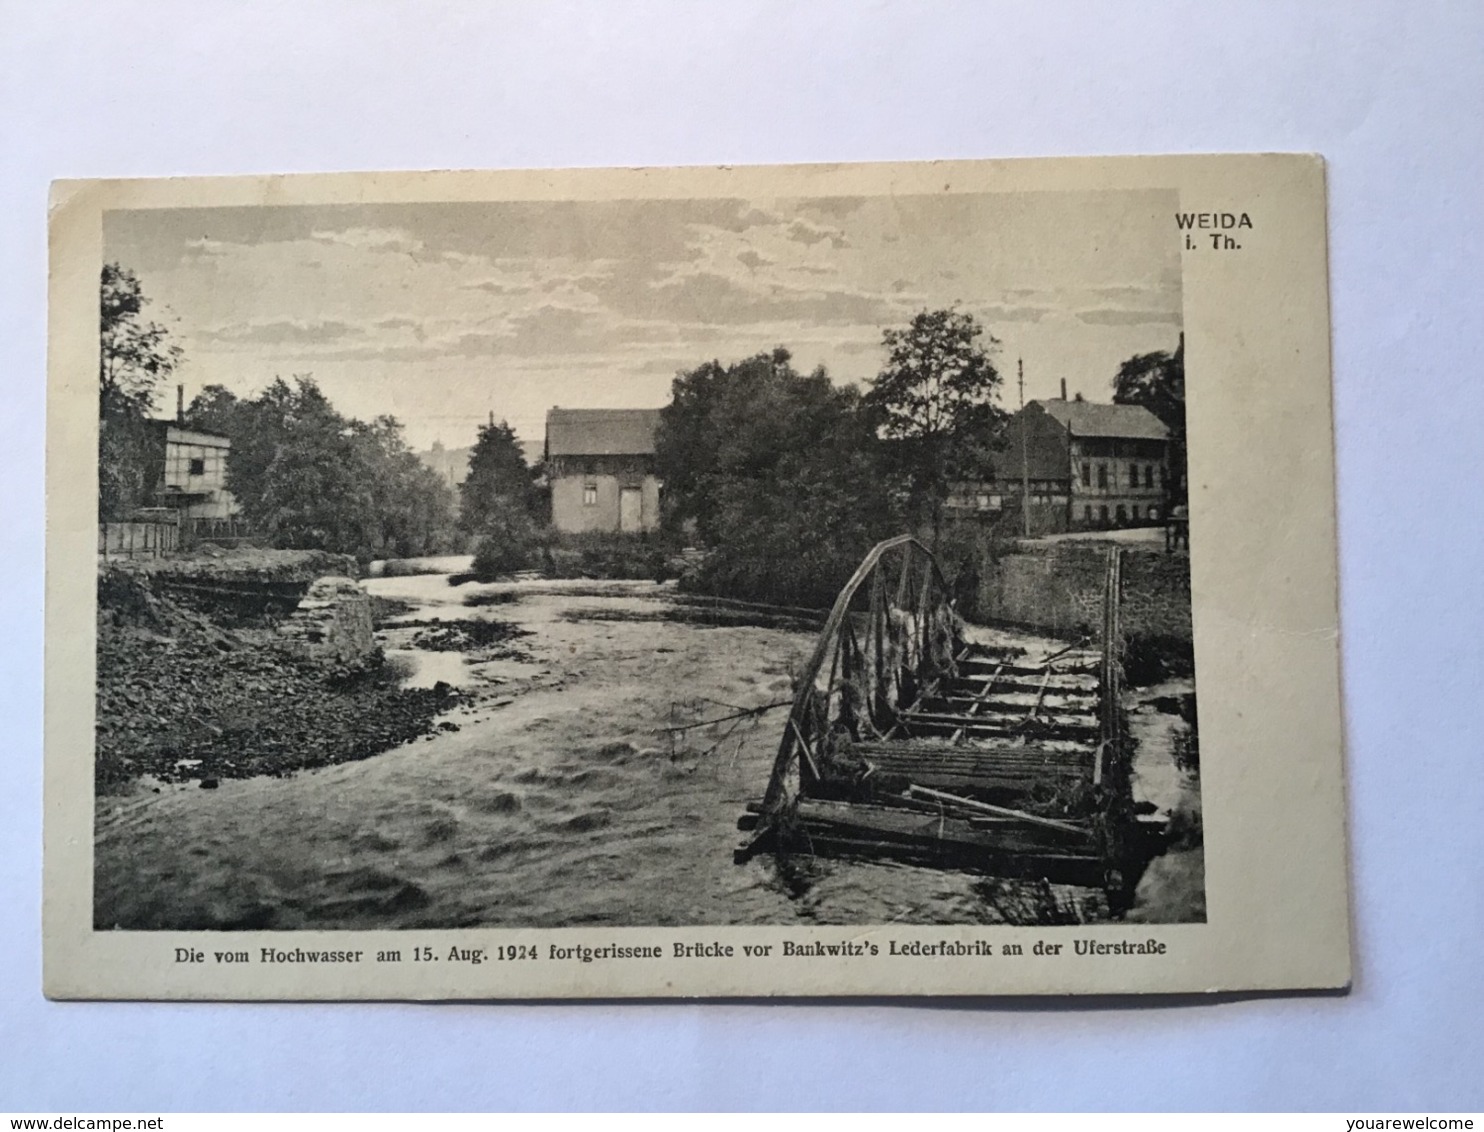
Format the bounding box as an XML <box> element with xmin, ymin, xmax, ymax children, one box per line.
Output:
<box><xmin>1080</xmin><ymin>462</ymin><xmax>1091</xmax><ymax>487</ymax></box>
<box><xmin>1098</xmin><ymin>505</ymin><xmax>1109</xmax><ymax>525</ymax></box>
<box><xmin>1131</xmin><ymin>504</ymin><xmax>1140</xmax><ymax>521</ymax></box>
<box><xmin>582</xmin><ymin>484</ymin><xmax>597</xmax><ymax>506</ymax></box>
<box><xmin>1144</xmin><ymin>465</ymin><xmax>1155</xmax><ymax>489</ymax></box>
<box><xmin>188</xmin><ymin>457</ymin><xmax>206</xmax><ymax>476</ymax></box>
<box><xmin>1129</xmin><ymin>462</ymin><xmax>1138</xmax><ymax>487</ymax></box>
<box><xmin>1115</xmin><ymin>504</ymin><xmax>1127</xmax><ymax>525</ymax></box>
<box><xmin>1083</xmin><ymin>505</ymin><xmax>1093</xmax><ymax>524</ymax></box>
<box><xmin>1096</xmin><ymin>464</ymin><xmax>1107</xmax><ymax>489</ymax></box>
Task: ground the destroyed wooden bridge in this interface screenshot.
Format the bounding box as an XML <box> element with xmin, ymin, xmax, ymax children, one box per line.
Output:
<box><xmin>735</xmin><ymin>535</ymin><xmax>1160</xmax><ymax>900</ymax></box>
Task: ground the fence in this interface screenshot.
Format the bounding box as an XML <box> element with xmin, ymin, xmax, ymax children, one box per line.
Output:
<box><xmin>181</xmin><ymin>516</ymin><xmax>255</xmax><ymax>548</ymax></box>
<box><xmin>98</xmin><ymin>520</ymin><xmax>180</xmax><ymax>559</ymax></box>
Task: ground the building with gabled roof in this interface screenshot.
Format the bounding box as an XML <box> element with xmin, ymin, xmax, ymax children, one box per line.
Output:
<box><xmin>969</xmin><ymin>393</ymin><xmax>1171</xmax><ymax>535</ymax></box>
<box><xmin>1038</xmin><ymin>397</ymin><xmax>1170</xmax><ymax>443</ymax></box>
<box><xmin>544</xmin><ymin>407</ymin><xmax>663</xmax><ymax>533</ymax></box>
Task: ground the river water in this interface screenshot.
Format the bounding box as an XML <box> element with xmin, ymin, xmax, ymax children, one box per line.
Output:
<box><xmin>95</xmin><ymin>564</ymin><xmax>1198</xmax><ymax>930</ymax></box>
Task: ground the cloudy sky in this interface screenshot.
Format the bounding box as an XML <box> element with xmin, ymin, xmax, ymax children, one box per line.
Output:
<box><xmin>104</xmin><ymin>189</ymin><xmax>1182</xmax><ymax>451</ymax></box>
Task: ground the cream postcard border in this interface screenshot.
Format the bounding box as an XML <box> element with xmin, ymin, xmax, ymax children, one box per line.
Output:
<box><xmin>44</xmin><ymin>154</ymin><xmax>1350</xmax><ymax>999</ymax></box>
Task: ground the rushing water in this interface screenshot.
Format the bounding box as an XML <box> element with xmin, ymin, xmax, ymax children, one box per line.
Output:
<box><xmin>94</xmin><ymin>567</ymin><xmax>1196</xmax><ymax>930</ymax></box>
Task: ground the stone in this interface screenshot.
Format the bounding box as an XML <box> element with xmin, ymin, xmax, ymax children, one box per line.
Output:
<box><xmin>278</xmin><ymin>576</ymin><xmax>375</xmax><ymax>663</ymax></box>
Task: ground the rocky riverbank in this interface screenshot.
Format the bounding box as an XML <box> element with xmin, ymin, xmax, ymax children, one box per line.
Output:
<box><xmin>95</xmin><ymin>567</ymin><xmax>461</xmax><ymax>791</ymax></box>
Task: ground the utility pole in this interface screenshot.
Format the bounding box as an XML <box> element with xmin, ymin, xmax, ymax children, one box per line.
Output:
<box><xmin>1019</xmin><ymin>357</ymin><xmax>1030</xmax><ymax>537</ymax></box>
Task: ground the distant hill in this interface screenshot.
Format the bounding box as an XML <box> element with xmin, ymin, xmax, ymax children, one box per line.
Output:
<box><xmin>416</xmin><ymin>439</ymin><xmax>543</xmax><ymax>488</ymax></box>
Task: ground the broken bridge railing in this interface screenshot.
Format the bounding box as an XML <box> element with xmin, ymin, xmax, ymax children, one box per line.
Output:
<box><xmin>755</xmin><ymin>535</ymin><xmax>964</xmax><ymax>820</ymax></box>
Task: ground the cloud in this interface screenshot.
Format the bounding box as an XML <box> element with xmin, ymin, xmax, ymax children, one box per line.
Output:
<box><xmin>785</xmin><ymin>218</ymin><xmax>849</xmax><ymax>249</ymax></box>
<box><xmin>798</xmin><ymin>197</ymin><xmax>866</xmax><ymax>221</ymax></box>
<box><xmin>982</xmin><ymin>304</ymin><xmax>1055</xmax><ymax>324</ymax></box>
<box><xmin>499</xmin><ymin>305</ymin><xmax>603</xmax><ymax>354</ymax></box>
<box><xmin>375</xmin><ymin>316</ymin><xmax>428</xmax><ymax>342</ymax></box>
<box><xmin>1074</xmin><ymin>307</ymin><xmax>1183</xmax><ymax>327</ymax></box>
<box><xmin>461</xmin><ymin>278</ymin><xmax>530</xmax><ymax>295</ymax></box>
<box><xmin>594</xmin><ymin>267</ymin><xmax>898</xmax><ymax>328</ymax></box>
<box><xmin>309</xmin><ymin>226</ymin><xmax>426</xmax><ymax>256</ymax></box>
<box><xmin>1088</xmin><ymin>284</ymin><xmax>1174</xmax><ymax>305</ymax></box>
<box><xmin>197</xmin><ymin>319</ymin><xmax>367</xmax><ymax>346</ymax></box>
<box><xmin>182</xmin><ymin>237</ymin><xmax>237</xmax><ymax>258</ymax></box>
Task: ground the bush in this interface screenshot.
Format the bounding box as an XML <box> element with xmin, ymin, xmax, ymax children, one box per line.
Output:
<box><xmin>470</xmin><ymin>500</ymin><xmax>540</xmax><ymax>580</ymax></box>
<box><xmin>540</xmin><ymin>531</ymin><xmax>675</xmax><ymax>582</ymax></box>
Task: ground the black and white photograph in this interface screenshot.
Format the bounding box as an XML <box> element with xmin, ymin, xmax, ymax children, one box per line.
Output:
<box><xmin>91</xmin><ymin>183</ymin><xmax>1202</xmax><ymax>933</ymax></box>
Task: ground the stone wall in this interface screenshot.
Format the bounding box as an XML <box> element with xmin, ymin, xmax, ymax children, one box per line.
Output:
<box><xmin>278</xmin><ymin>576</ymin><xmax>375</xmax><ymax>662</ymax></box>
<box><xmin>977</xmin><ymin>540</ymin><xmax>1192</xmax><ymax>645</ymax></box>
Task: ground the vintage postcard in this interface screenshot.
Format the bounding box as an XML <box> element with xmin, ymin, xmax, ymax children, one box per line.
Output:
<box><xmin>45</xmin><ymin>155</ymin><xmax>1349</xmax><ymax>999</ymax></box>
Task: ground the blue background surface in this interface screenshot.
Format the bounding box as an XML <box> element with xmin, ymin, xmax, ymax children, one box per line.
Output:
<box><xmin>2</xmin><ymin>1</ymin><xmax>1481</xmax><ymax>1111</ymax></box>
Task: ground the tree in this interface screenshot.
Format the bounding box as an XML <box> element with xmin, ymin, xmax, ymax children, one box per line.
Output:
<box><xmin>1113</xmin><ymin>333</ymin><xmax>1186</xmax><ymax>503</ymax></box>
<box><xmin>180</xmin><ymin>383</ymin><xmax>241</xmax><ymax>435</ymax></box>
<box><xmin>99</xmin><ymin>264</ymin><xmax>182</xmax><ymax>518</ymax></box>
<box><xmin>186</xmin><ymin>376</ymin><xmax>459</xmax><ymax>562</ymax></box>
<box><xmin>655</xmin><ymin>349</ymin><xmax>897</xmax><ymax>606</ymax></box>
<box><xmin>457</xmin><ymin>418</ymin><xmax>543</xmax><ymax>580</ymax></box>
<box><xmin>459</xmin><ymin>419</ymin><xmax>539</xmax><ymax>533</ymax></box>
<box><xmin>863</xmin><ymin>308</ymin><xmax>1004</xmax><ymax>545</ymax></box>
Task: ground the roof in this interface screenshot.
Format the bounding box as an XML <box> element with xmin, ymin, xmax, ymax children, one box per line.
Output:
<box><xmin>151</xmin><ymin>419</ymin><xmax>232</xmax><ymax>442</ymax></box>
<box><xmin>545</xmin><ymin>408</ymin><xmax>661</xmax><ymax>457</ymax></box>
<box><xmin>1036</xmin><ymin>399</ymin><xmax>1169</xmax><ymax>441</ymax></box>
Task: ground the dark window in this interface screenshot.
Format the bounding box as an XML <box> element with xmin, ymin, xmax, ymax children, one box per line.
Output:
<box><xmin>1098</xmin><ymin>505</ymin><xmax>1109</xmax><ymax>525</ymax></box>
<box><xmin>1131</xmin><ymin>504</ymin><xmax>1140</xmax><ymax>521</ymax></box>
<box><xmin>1129</xmin><ymin>462</ymin><xmax>1138</xmax><ymax>486</ymax></box>
<box><xmin>1083</xmin><ymin>505</ymin><xmax>1093</xmax><ymax>524</ymax></box>
<box><xmin>188</xmin><ymin>457</ymin><xmax>206</xmax><ymax>476</ymax></box>
<box><xmin>1115</xmin><ymin>504</ymin><xmax>1127</xmax><ymax>525</ymax></box>
<box><xmin>1096</xmin><ymin>464</ymin><xmax>1108</xmax><ymax>489</ymax></box>
<box><xmin>1144</xmin><ymin>465</ymin><xmax>1155</xmax><ymax>488</ymax></box>
<box><xmin>1080</xmin><ymin>462</ymin><xmax>1091</xmax><ymax>487</ymax></box>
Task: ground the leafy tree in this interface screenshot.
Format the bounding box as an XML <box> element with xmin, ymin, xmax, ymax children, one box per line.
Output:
<box><xmin>100</xmin><ymin>264</ymin><xmax>181</xmax><ymax>414</ymax></box>
<box><xmin>863</xmin><ymin>308</ymin><xmax>1005</xmax><ymax>545</ymax></box>
<box><xmin>186</xmin><ymin>376</ymin><xmax>459</xmax><ymax>561</ymax></box>
<box><xmin>1112</xmin><ymin>333</ymin><xmax>1186</xmax><ymax>503</ymax></box>
<box><xmin>656</xmin><ymin>348</ymin><xmax>897</xmax><ymax>606</ymax></box>
<box><xmin>459</xmin><ymin>419</ymin><xmax>539</xmax><ymax>532</ymax></box>
<box><xmin>99</xmin><ymin>264</ymin><xmax>182</xmax><ymax>518</ymax></box>
<box><xmin>352</xmin><ymin>414</ymin><xmax>460</xmax><ymax>560</ymax></box>
<box><xmin>180</xmin><ymin>383</ymin><xmax>241</xmax><ymax>435</ymax></box>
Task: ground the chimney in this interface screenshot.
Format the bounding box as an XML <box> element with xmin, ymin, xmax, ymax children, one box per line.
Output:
<box><xmin>176</xmin><ymin>384</ymin><xmax>184</xmax><ymax>423</ymax></box>
<box><xmin>1059</xmin><ymin>377</ymin><xmax>1067</xmax><ymax>400</ymax></box>
<box><xmin>1074</xmin><ymin>391</ymin><xmax>1084</xmax><ymax>402</ymax></box>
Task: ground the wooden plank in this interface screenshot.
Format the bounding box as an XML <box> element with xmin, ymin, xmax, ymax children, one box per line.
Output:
<box><xmin>858</xmin><ymin>762</ymin><xmax>1091</xmax><ymax>795</ymax></box>
<box><xmin>897</xmin><ymin>713</ymin><xmax>1099</xmax><ymax>740</ymax></box>
<box><xmin>767</xmin><ymin>831</ymin><xmax>1104</xmax><ymax>882</ymax></box>
<box><xmin>959</xmin><ymin>659</ymin><xmax>1100</xmax><ymax>677</ymax></box>
<box><xmin>853</xmin><ymin>739</ymin><xmax>1095</xmax><ymax>761</ymax></box>
<box><xmin>933</xmin><ymin>691</ymin><xmax>1098</xmax><ymax>708</ymax></box>
<box><xmin>950</xmin><ymin>671</ymin><xmax>1099</xmax><ymax>690</ymax></box>
<box><xmin>1021</xmin><ymin>665</ymin><xmax>1054</xmax><ymax>728</ymax></box>
<box><xmin>951</xmin><ymin>660</ymin><xmax>1002</xmax><ymax>743</ymax></box>
<box><xmin>794</xmin><ymin>798</ymin><xmax>1095</xmax><ymax>853</ymax></box>
<box><xmin>912</xmin><ymin>705</ymin><xmax>1097</xmax><ymax>730</ymax></box>
<box><xmin>905</xmin><ymin>784</ymin><xmax>1086</xmax><ymax>836</ymax></box>
<box><xmin>864</xmin><ymin>750</ymin><xmax>1092</xmax><ymax>770</ymax></box>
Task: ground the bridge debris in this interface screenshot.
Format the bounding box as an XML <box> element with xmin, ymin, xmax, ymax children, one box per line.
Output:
<box><xmin>734</xmin><ymin>535</ymin><xmax>1163</xmax><ymax>904</ymax></box>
